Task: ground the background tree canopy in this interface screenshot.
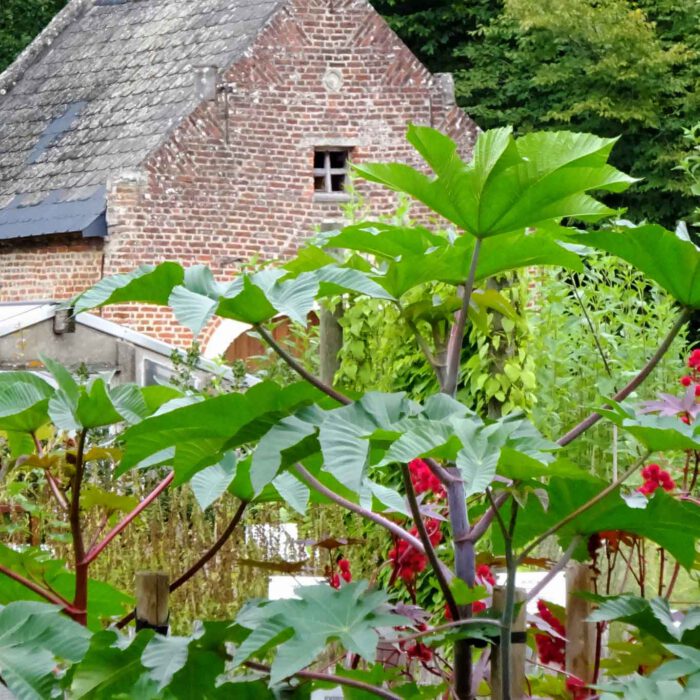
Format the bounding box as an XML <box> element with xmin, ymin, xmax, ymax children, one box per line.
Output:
<box><xmin>3</xmin><ymin>0</ymin><xmax>699</xmax><ymax>226</ymax></box>
<box><xmin>0</xmin><ymin>0</ymin><xmax>67</xmax><ymax>72</ymax></box>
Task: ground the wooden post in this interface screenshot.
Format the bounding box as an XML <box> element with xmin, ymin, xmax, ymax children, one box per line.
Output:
<box><xmin>319</xmin><ymin>303</ymin><xmax>343</xmax><ymax>385</ymax></box>
<box><xmin>491</xmin><ymin>586</ymin><xmax>527</xmax><ymax>700</ymax></box>
<box><xmin>566</xmin><ymin>563</ymin><xmax>596</xmax><ymax>682</ymax></box>
<box><xmin>135</xmin><ymin>571</ymin><xmax>169</xmax><ymax>634</ymax></box>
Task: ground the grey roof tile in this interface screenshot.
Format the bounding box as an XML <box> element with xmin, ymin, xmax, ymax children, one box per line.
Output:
<box><xmin>0</xmin><ymin>0</ymin><xmax>284</xmax><ymax>238</ymax></box>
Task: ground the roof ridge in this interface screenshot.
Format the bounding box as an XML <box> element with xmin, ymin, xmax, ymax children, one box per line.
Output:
<box><xmin>0</xmin><ymin>0</ymin><xmax>94</xmax><ymax>98</ymax></box>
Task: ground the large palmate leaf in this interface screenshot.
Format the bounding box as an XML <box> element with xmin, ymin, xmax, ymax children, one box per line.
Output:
<box><xmin>597</xmin><ymin>400</ymin><xmax>700</xmax><ymax>451</ymax></box>
<box><xmin>41</xmin><ymin>357</ymin><xmax>172</xmax><ymax>432</ymax></box>
<box><xmin>589</xmin><ymin>595</ymin><xmax>700</xmax><ymax>646</ymax></box>
<box><xmin>234</xmin><ymin>581</ymin><xmax>408</xmax><ymax>684</ymax></box>
<box><xmin>118</xmin><ymin>381</ymin><xmax>325</xmax><ymax>483</ymax></box>
<box><xmin>0</xmin><ymin>378</ymin><xmax>52</xmax><ymax>434</ymax></box>
<box><xmin>0</xmin><ymin>601</ymin><xmax>90</xmax><ymax>700</ymax></box>
<box><xmin>69</xmin><ymin>630</ymin><xmax>158</xmax><ymax>699</ymax></box>
<box><xmin>72</xmin><ymin>263</ymin><xmax>184</xmax><ymax>314</ymax></box>
<box><xmin>577</xmin><ymin>225</ymin><xmax>700</xmax><ymax>308</ymax></box>
<box><xmin>320</xmin><ymin>222</ymin><xmax>582</xmax><ymax>299</ymax></box>
<box><xmin>499</xmin><ymin>479</ymin><xmax>700</xmax><ymax>568</ymax></box>
<box><xmin>354</xmin><ymin>124</ymin><xmax>634</xmax><ymax>238</ymax></box>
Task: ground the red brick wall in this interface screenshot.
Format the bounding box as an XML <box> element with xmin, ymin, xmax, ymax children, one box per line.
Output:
<box><xmin>21</xmin><ymin>0</ymin><xmax>478</xmax><ymax>349</ymax></box>
<box><xmin>0</xmin><ymin>235</ymin><xmax>103</xmax><ymax>302</ymax></box>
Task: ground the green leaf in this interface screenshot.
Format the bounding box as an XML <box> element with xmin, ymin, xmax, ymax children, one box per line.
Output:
<box><xmin>118</xmin><ymin>381</ymin><xmax>324</xmax><ymax>483</ymax></box>
<box><xmin>504</xmin><ymin>479</ymin><xmax>700</xmax><ymax>568</ymax></box>
<box><xmin>69</xmin><ymin>630</ymin><xmax>157</xmax><ymax>699</ymax></box>
<box><xmin>0</xmin><ymin>601</ymin><xmax>91</xmax><ymax>700</ymax></box>
<box><xmin>191</xmin><ymin>452</ymin><xmax>237</xmax><ymax>510</ymax></box>
<box><xmin>234</xmin><ymin>581</ymin><xmax>408</xmax><ymax>684</ymax></box>
<box><xmin>72</xmin><ymin>263</ymin><xmax>185</xmax><ymax>314</ymax></box>
<box><xmin>0</xmin><ymin>381</ymin><xmax>51</xmax><ymax>433</ymax></box>
<box><xmin>169</xmin><ymin>286</ymin><xmax>218</xmax><ymax>336</ymax></box>
<box><xmin>577</xmin><ymin>225</ymin><xmax>700</xmax><ymax>308</ymax></box>
<box><xmin>449</xmin><ymin>579</ymin><xmax>488</xmax><ymax>607</ymax></box>
<box><xmin>141</xmin><ymin>634</ymin><xmax>191</xmax><ymax>690</ymax></box>
<box><xmin>354</xmin><ymin>125</ymin><xmax>633</xmax><ymax>238</ymax></box>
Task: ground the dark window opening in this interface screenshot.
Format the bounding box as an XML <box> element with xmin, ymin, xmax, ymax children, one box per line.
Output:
<box><xmin>313</xmin><ymin>148</ymin><xmax>350</xmax><ymax>197</ymax></box>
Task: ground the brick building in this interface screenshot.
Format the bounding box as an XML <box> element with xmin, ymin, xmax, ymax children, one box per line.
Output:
<box><xmin>0</xmin><ymin>0</ymin><xmax>477</xmax><ymax>355</ymax></box>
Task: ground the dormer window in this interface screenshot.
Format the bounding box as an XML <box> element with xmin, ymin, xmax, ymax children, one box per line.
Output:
<box><xmin>313</xmin><ymin>148</ymin><xmax>350</xmax><ymax>200</ymax></box>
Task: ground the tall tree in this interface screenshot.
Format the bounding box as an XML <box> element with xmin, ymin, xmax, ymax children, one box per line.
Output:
<box><xmin>374</xmin><ymin>0</ymin><xmax>700</xmax><ymax>227</ymax></box>
<box><xmin>0</xmin><ymin>0</ymin><xmax>68</xmax><ymax>72</ymax></box>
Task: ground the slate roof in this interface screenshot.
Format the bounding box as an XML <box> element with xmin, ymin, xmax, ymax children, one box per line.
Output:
<box><xmin>0</xmin><ymin>0</ymin><xmax>284</xmax><ymax>241</ymax></box>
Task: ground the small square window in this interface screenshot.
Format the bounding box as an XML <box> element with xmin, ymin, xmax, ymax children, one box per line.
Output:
<box><xmin>313</xmin><ymin>148</ymin><xmax>350</xmax><ymax>198</ymax></box>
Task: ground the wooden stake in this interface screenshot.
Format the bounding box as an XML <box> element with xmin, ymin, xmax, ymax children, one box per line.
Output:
<box><xmin>135</xmin><ymin>571</ymin><xmax>169</xmax><ymax>634</ymax></box>
<box><xmin>492</xmin><ymin>586</ymin><xmax>527</xmax><ymax>699</ymax></box>
<box><xmin>319</xmin><ymin>303</ymin><xmax>343</xmax><ymax>386</ymax></box>
<box><xmin>566</xmin><ymin>563</ymin><xmax>596</xmax><ymax>682</ymax></box>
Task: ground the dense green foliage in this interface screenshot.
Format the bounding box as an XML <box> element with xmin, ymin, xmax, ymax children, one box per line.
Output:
<box><xmin>0</xmin><ymin>0</ymin><xmax>67</xmax><ymax>71</ymax></box>
<box><xmin>374</xmin><ymin>0</ymin><xmax>700</xmax><ymax>227</ymax></box>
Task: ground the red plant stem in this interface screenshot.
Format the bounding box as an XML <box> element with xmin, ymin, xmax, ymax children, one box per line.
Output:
<box><xmin>244</xmin><ymin>660</ymin><xmax>402</xmax><ymax>700</ymax></box>
<box><xmin>665</xmin><ymin>562</ymin><xmax>682</xmax><ymax>599</ymax></box>
<box><xmin>169</xmin><ymin>500</ymin><xmax>247</xmax><ymax>591</ymax></box>
<box><xmin>32</xmin><ymin>431</ymin><xmax>68</xmax><ymax>510</ymax></box>
<box><xmin>443</xmin><ymin>238</ymin><xmax>482</xmax><ymax>397</ymax></box>
<box><xmin>293</xmin><ymin>463</ymin><xmax>438</xmax><ymax>565</ymax></box>
<box><xmin>255</xmin><ymin>323</ymin><xmax>349</xmax><ymax>405</ymax></box>
<box><xmin>45</xmin><ymin>471</ymin><xmax>69</xmax><ymax>510</ymax></box>
<box><xmin>401</xmin><ymin>464</ymin><xmax>458</xmax><ymax>621</ymax></box>
<box><xmin>658</xmin><ymin>548</ymin><xmax>665</xmax><ymax>597</ymax></box>
<box><xmin>593</xmin><ymin>621</ymin><xmax>604</xmax><ymax>683</ymax></box>
<box><xmin>116</xmin><ymin>499</ymin><xmax>248</xmax><ymax>629</ymax></box>
<box><xmin>0</xmin><ymin>563</ymin><xmax>79</xmax><ymax>614</ymax></box>
<box><xmin>70</xmin><ymin>429</ymin><xmax>89</xmax><ymax>625</ymax></box>
<box><xmin>82</xmin><ymin>471</ymin><xmax>174</xmax><ymax>566</ymax></box>
<box><xmin>464</xmin><ymin>491</ymin><xmax>509</xmax><ymax>543</ymax></box>
<box><xmin>558</xmin><ymin>308</ymin><xmax>691</xmax><ymax>447</ymax></box>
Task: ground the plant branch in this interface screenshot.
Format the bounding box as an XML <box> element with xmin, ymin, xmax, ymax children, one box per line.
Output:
<box><xmin>526</xmin><ymin>536</ymin><xmax>581</xmax><ymax>602</ymax></box>
<box><xmin>558</xmin><ymin>308</ymin><xmax>690</xmax><ymax>446</ymax></box>
<box><xmin>571</xmin><ymin>283</ymin><xmax>613</xmax><ymax>380</ymax></box>
<box><xmin>70</xmin><ymin>429</ymin><xmax>88</xmax><ymax>624</ymax></box>
<box><xmin>116</xmin><ymin>499</ymin><xmax>248</xmax><ymax>629</ymax></box>
<box><xmin>404</xmin><ymin>315</ymin><xmax>446</xmax><ymax>385</ymax></box>
<box><xmin>244</xmin><ymin>661</ymin><xmax>402</xmax><ymax>700</ymax></box>
<box><xmin>384</xmin><ymin>618</ymin><xmax>503</xmax><ymax>645</ymax></box>
<box><xmin>255</xmin><ymin>323</ymin><xmax>349</xmax><ymax>405</ymax></box>
<box><xmin>0</xmin><ymin>563</ymin><xmax>78</xmax><ymax>613</ymax></box>
<box><xmin>170</xmin><ymin>499</ymin><xmax>247</xmax><ymax>591</ymax></box>
<box><xmin>443</xmin><ymin>238</ymin><xmax>482</xmax><ymax>397</ymax></box>
<box><xmin>465</xmin><ymin>491</ymin><xmax>510</xmax><ymax>543</ymax></box>
<box><xmin>401</xmin><ymin>463</ymin><xmax>458</xmax><ymax>620</ymax></box>
<box><xmin>517</xmin><ymin>451</ymin><xmax>650</xmax><ymax>563</ymax></box>
<box><xmin>293</xmin><ymin>463</ymin><xmax>454</xmax><ymax>579</ymax></box>
<box><xmin>32</xmin><ymin>431</ymin><xmax>68</xmax><ymax>510</ymax></box>
<box><xmin>82</xmin><ymin>471</ymin><xmax>174</xmax><ymax>566</ymax></box>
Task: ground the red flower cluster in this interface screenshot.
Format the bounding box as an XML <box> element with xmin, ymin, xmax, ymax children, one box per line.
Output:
<box><xmin>398</xmin><ymin>623</ymin><xmax>433</xmax><ymax>662</ymax></box>
<box><xmin>328</xmin><ymin>558</ymin><xmax>352</xmax><ymax>589</ymax></box>
<box><xmin>408</xmin><ymin>459</ymin><xmax>446</xmax><ymax>499</ymax></box>
<box><xmin>389</xmin><ymin>519</ymin><xmax>442</xmax><ymax>583</ymax></box>
<box><xmin>638</xmin><ymin>463</ymin><xmax>675</xmax><ymax>495</ymax></box>
<box><xmin>476</xmin><ymin>564</ymin><xmax>496</xmax><ymax>586</ymax></box>
<box><xmin>566</xmin><ymin>675</ymin><xmax>593</xmax><ymax>700</ymax></box>
<box><xmin>679</xmin><ymin>350</ymin><xmax>700</xmax><ymax>402</ymax></box>
<box><xmin>534</xmin><ymin>599</ymin><xmax>566</xmax><ymax>667</ymax></box>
